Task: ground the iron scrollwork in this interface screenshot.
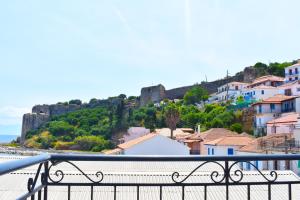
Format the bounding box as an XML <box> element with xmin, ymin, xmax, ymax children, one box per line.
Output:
<box><xmin>48</xmin><ymin>160</ymin><xmax>104</xmax><ymax>184</ymax></box>
<box><xmin>171</xmin><ymin>161</ymin><xmax>226</xmax><ymax>184</ymax></box>
<box><xmin>228</xmin><ymin>161</ymin><xmax>278</xmax><ymax>183</ymax></box>
<box><xmin>171</xmin><ymin>160</ymin><xmax>278</xmax><ymax>184</ymax></box>
<box><xmin>27</xmin><ymin>163</ymin><xmax>44</xmax><ymax>192</ymax></box>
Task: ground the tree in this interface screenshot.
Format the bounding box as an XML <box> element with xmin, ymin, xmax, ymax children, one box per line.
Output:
<box><xmin>69</xmin><ymin>99</ymin><xmax>82</xmax><ymax>105</ymax></box>
<box><xmin>230</xmin><ymin>123</ymin><xmax>243</xmax><ymax>133</ymax></box>
<box><xmin>164</xmin><ymin>104</ymin><xmax>180</xmax><ymax>139</ymax></box>
<box><xmin>184</xmin><ymin>86</ymin><xmax>209</xmax><ymax>105</ymax></box>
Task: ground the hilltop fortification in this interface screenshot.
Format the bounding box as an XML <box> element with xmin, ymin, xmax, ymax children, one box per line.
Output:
<box><xmin>139</xmin><ymin>66</ymin><xmax>255</xmax><ymax>106</ymax></box>
<box><xmin>20</xmin><ymin>66</ymin><xmax>261</xmax><ymax>142</ymax></box>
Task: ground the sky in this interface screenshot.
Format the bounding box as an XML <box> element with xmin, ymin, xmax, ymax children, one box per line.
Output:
<box><xmin>1</xmin><ymin>0</ymin><xmax>300</xmax><ymax>135</ymax></box>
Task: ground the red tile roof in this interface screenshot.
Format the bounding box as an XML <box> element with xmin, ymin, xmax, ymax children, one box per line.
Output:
<box><xmin>204</xmin><ymin>135</ymin><xmax>254</xmax><ymax>146</ymax></box>
<box><xmin>252</xmin><ymin>94</ymin><xmax>297</xmax><ymax>105</ymax></box>
<box><xmin>251</xmin><ymin>75</ymin><xmax>284</xmax><ymax>85</ymax></box>
<box><xmin>237</xmin><ymin>133</ymin><xmax>293</xmax><ymax>153</ymax></box>
<box><xmin>266</xmin><ymin>113</ymin><xmax>299</xmax><ymax>125</ymax></box>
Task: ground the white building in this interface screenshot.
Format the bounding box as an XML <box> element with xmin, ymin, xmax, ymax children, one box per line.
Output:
<box><xmin>251</xmin><ymin>94</ymin><xmax>298</xmax><ymax>136</ymax></box>
<box><xmin>242</xmin><ymin>85</ymin><xmax>282</xmax><ymax>102</ymax></box>
<box><xmin>247</xmin><ymin>75</ymin><xmax>285</xmax><ymax>88</ymax></box>
<box><xmin>285</xmin><ymin>61</ymin><xmax>300</xmax><ymax>82</ymax></box>
<box><xmin>237</xmin><ymin>134</ymin><xmax>299</xmax><ymax>174</ymax></box>
<box><xmin>266</xmin><ymin>113</ymin><xmax>298</xmax><ymax>135</ymax></box>
<box><xmin>117</xmin><ymin>133</ymin><xmax>190</xmax><ymax>155</ymax></box>
<box><xmin>204</xmin><ymin>135</ymin><xmax>253</xmax><ymax>156</ymax></box>
<box><xmin>216</xmin><ymin>82</ymin><xmax>248</xmax><ymax>102</ymax></box>
<box><xmin>278</xmin><ymin>80</ymin><xmax>300</xmax><ymax>96</ymax></box>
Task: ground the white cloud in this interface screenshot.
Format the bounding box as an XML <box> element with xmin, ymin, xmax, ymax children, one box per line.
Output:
<box><xmin>0</xmin><ymin>106</ymin><xmax>30</xmax><ymax>125</ymax></box>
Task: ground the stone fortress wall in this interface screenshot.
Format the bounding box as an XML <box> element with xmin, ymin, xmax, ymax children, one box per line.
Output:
<box><xmin>21</xmin><ymin>66</ymin><xmax>260</xmax><ymax>143</ymax></box>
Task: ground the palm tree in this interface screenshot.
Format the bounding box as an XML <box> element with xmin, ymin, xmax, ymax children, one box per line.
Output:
<box><xmin>164</xmin><ymin>104</ymin><xmax>180</xmax><ymax>139</ymax></box>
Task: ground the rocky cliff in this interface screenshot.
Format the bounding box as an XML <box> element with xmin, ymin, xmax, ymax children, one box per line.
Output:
<box><xmin>20</xmin><ymin>98</ymin><xmax>124</xmax><ymax>144</ymax></box>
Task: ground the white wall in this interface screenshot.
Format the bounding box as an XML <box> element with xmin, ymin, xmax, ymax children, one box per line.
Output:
<box><xmin>204</xmin><ymin>145</ymin><xmax>238</xmax><ymax>156</ymax></box>
<box><xmin>124</xmin><ymin>135</ymin><xmax>190</xmax><ymax>155</ymax></box>
<box><xmin>242</xmin><ymin>87</ymin><xmax>282</xmax><ymax>101</ymax></box>
<box><xmin>267</xmin><ymin>124</ymin><xmax>294</xmax><ymax>135</ymax></box>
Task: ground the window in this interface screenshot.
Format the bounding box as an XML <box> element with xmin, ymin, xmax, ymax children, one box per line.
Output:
<box><xmin>227</xmin><ymin>148</ymin><xmax>234</xmax><ymax>155</ymax></box>
<box><xmin>259</xmin><ymin>118</ymin><xmax>262</xmax><ymax>125</ymax></box>
<box><xmin>289</xmin><ymin>78</ymin><xmax>293</xmax><ymax>81</ymax></box>
<box><xmin>261</xmin><ymin>90</ymin><xmax>264</xmax><ymax>95</ymax></box>
<box><xmin>285</xmin><ymin>89</ymin><xmax>292</xmax><ymax>96</ymax></box>
<box><xmin>297</xmin><ymin>88</ymin><xmax>300</xmax><ymax>92</ymax></box>
<box><xmin>270</xmin><ymin>103</ymin><xmax>275</xmax><ymax>111</ymax></box>
<box><xmin>258</xmin><ymin>105</ymin><xmax>262</xmax><ymax>113</ymax></box>
<box><xmin>253</xmin><ymin>91</ymin><xmax>255</xmax><ymax>95</ymax></box>
<box><xmin>235</xmin><ymin>86</ymin><xmax>239</xmax><ymax>90</ymax></box>
<box><xmin>296</xmin><ymin>77</ymin><xmax>299</xmax><ymax>80</ymax></box>
<box><xmin>212</xmin><ymin>148</ymin><xmax>214</xmax><ymax>155</ymax></box>
<box><xmin>289</xmin><ymin>69</ymin><xmax>293</xmax><ymax>75</ymax></box>
<box><xmin>208</xmin><ymin>148</ymin><xmax>210</xmax><ymax>155</ymax></box>
<box><xmin>296</xmin><ymin>68</ymin><xmax>299</xmax><ymax>74</ymax></box>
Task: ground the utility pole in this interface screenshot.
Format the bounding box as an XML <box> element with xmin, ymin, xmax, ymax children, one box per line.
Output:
<box><xmin>226</xmin><ymin>70</ymin><xmax>229</xmax><ymax>101</ymax></box>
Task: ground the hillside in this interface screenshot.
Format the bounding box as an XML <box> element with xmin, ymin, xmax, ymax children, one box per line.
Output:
<box><xmin>21</xmin><ymin>60</ymin><xmax>297</xmax><ymax>151</ymax></box>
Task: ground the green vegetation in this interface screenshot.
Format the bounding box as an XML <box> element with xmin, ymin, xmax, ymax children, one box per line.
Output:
<box><xmin>184</xmin><ymin>86</ymin><xmax>209</xmax><ymax>105</ymax></box>
<box><xmin>25</xmin><ymin>87</ymin><xmax>247</xmax><ymax>151</ymax></box>
<box><xmin>253</xmin><ymin>61</ymin><xmax>296</xmax><ymax>77</ymax></box>
<box><xmin>25</xmin><ymin>102</ymin><xmax>125</xmax><ymax>151</ymax></box>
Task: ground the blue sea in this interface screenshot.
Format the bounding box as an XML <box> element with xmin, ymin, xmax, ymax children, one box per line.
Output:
<box><xmin>0</xmin><ymin>135</ymin><xmax>19</xmax><ymax>143</ymax></box>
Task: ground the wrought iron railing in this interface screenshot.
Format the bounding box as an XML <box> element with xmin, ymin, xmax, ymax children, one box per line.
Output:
<box><xmin>1</xmin><ymin>154</ymin><xmax>300</xmax><ymax>200</ymax></box>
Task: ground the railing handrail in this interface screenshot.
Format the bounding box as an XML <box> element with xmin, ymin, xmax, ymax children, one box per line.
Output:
<box><xmin>0</xmin><ymin>154</ymin><xmax>50</xmax><ymax>176</ymax></box>
<box><xmin>50</xmin><ymin>153</ymin><xmax>300</xmax><ymax>162</ymax></box>
<box><xmin>1</xmin><ymin>153</ymin><xmax>300</xmax><ymax>176</ymax></box>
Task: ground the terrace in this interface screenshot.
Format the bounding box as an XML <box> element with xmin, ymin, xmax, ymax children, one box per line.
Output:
<box><xmin>1</xmin><ymin>154</ymin><xmax>300</xmax><ymax>200</ymax></box>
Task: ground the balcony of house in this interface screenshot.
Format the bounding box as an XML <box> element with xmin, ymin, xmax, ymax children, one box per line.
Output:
<box><xmin>285</xmin><ymin>71</ymin><xmax>299</xmax><ymax>76</ymax></box>
<box><xmin>1</xmin><ymin>154</ymin><xmax>300</xmax><ymax>200</ymax></box>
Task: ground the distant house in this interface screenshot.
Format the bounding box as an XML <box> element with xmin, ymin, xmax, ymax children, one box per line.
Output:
<box><xmin>155</xmin><ymin>128</ymin><xmax>194</xmax><ymax>139</ymax></box>
<box><xmin>236</xmin><ymin>133</ymin><xmax>297</xmax><ymax>173</ymax></box>
<box><xmin>252</xmin><ymin>94</ymin><xmax>299</xmax><ymax>136</ymax></box>
<box><xmin>266</xmin><ymin>113</ymin><xmax>299</xmax><ymax>135</ymax></box>
<box><xmin>204</xmin><ymin>135</ymin><xmax>254</xmax><ymax>156</ymax></box>
<box><xmin>285</xmin><ymin>60</ymin><xmax>300</xmax><ymax>83</ymax></box>
<box><xmin>242</xmin><ymin>85</ymin><xmax>281</xmax><ymax>101</ymax></box>
<box><xmin>247</xmin><ymin>75</ymin><xmax>285</xmax><ymax>88</ymax></box>
<box><xmin>216</xmin><ymin>82</ymin><xmax>248</xmax><ymax>102</ymax></box>
<box><xmin>183</xmin><ymin>128</ymin><xmax>237</xmax><ymax>155</ymax></box>
<box><xmin>278</xmin><ymin>80</ymin><xmax>300</xmax><ymax>96</ymax></box>
<box><xmin>113</xmin><ymin>133</ymin><xmax>190</xmax><ymax>155</ymax></box>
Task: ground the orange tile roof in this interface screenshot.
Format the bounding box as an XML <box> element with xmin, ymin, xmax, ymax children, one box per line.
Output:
<box><xmin>266</xmin><ymin>113</ymin><xmax>299</xmax><ymax>125</ymax></box>
<box><xmin>252</xmin><ymin>94</ymin><xmax>297</xmax><ymax>105</ymax></box>
<box><xmin>251</xmin><ymin>75</ymin><xmax>284</xmax><ymax>85</ymax></box>
<box><xmin>238</xmin><ymin>133</ymin><xmax>293</xmax><ymax>153</ymax></box>
<box><xmin>118</xmin><ymin>133</ymin><xmax>157</xmax><ymax>149</ymax></box>
<box><xmin>184</xmin><ymin>128</ymin><xmax>237</xmax><ymax>142</ymax></box>
<box><xmin>251</xmin><ymin>85</ymin><xmax>277</xmax><ymax>89</ymax></box>
<box><xmin>204</xmin><ymin>135</ymin><xmax>254</xmax><ymax>146</ymax></box>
